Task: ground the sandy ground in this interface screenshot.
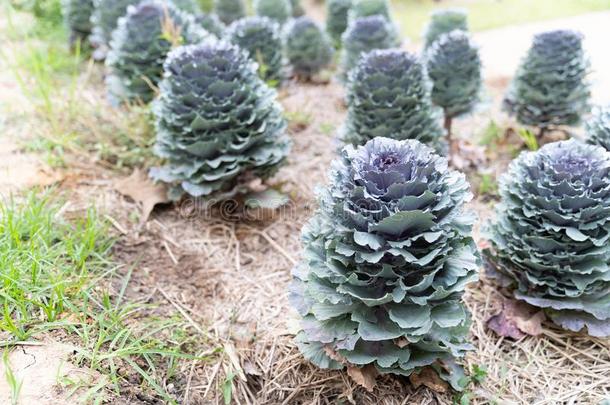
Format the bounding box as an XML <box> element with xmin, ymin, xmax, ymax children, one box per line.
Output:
<box><xmin>0</xmin><ymin>342</ymin><xmax>97</xmax><ymax>404</ymax></box>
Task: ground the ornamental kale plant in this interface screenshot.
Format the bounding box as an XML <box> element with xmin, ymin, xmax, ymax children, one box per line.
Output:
<box><xmin>342</xmin><ymin>49</ymin><xmax>445</xmax><ymax>151</ymax></box>
<box><xmin>485</xmin><ymin>139</ymin><xmax>610</xmax><ymax>337</ymax></box>
<box><xmin>340</xmin><ymin>15</ymin><xmax>399</xmax><ymax>78</ymax></box>
<box><xmin>325</xmin><ymin>0</ymin><xmax>352</xmax><ymax>48</ymax></box>
<box><xmin>253</xmin><ymin>0</ymin><xmax>292</xmax><ymax>24</ymax></box>
<box><xmin>348</xmin><ymin>0</ymin><xmax>391</xmax><ymax>21</ymax></box>
<box><xmin>170</xmin><ymin>0</ymin><xmax>201</xmax><ymax>13</ymax></box>
<box><xmin>503</xmin><ymin>30</ymin><xmax>590</xmax><ymax>135</ymax></box>
<box><xmin>426</xmin><ymin>30</ymin><xmax>482</xmax><ymax>138</ymax></box>
<box><xmin>290</xmin><ymin>137</ymin><xmax>479</xmax><ymax>388</ymax></box>
<box><xmin>423</xmin><ymin>8</ymin><xmax>468</xmax><ymax>49</ymax></box>
<box><xmin>213</xmin><ymin>0</ymin><xmax>245</xmax><ymax>24</ymax></box>
<box><xmin>105</xmin><ymin>1</ymin><xmax>208</xmax><ymax>105</ymax></box>
<box><xmin>150</xmin><ymin>40</ymin><xmax>291</xmax><ymax>199</ymax></box>
<box><xmin>586</xmin><ymin>105</ymin><xmax>610</xmax><ymax>151</ymax></box>
<box><xmin>284</xmin><ymin>17</ymin><xmax>334</xmax><ymax>80</ymax></box>
<box><xmin>61</xmin><ymin>0</ymin><xmax>95</xmax><ymax>47</ymax></box>
<box><xmin>90</xmin><ymin>0</ymin><xmax>140</xmax><ymax>58</ymax></box>
<box><xmin>290</xmin><ymin>0</ymin><xmax>305</xmax><ymax>17</ymax></box>
<box><xmin>194</xmin><ymin>13</ymin><xmax>226</xmax><ymax>37</ymax></box>
<box><xmin>226</xmin><ymin>17</ymin><xmax>283</xmax><ymax>83</ymax></box>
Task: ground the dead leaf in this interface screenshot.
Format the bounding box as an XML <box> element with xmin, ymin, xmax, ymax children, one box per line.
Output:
<box><xmin>487</xmin><ymin>299</ymin><xmax>545</xmax><ymax>339</ymax></box>
<box><xmin>114</xmin><ymin>169</ymin><xmax>170</xmax><ymax>224</ymax></box>
<box><xmin>394</xmin><ymin>337</ymin><xmax>409</xmax><ymax>348</ymax></box>
<box><xmin>323</xmin><ymin>346</ymin><xmax>348</xmax><ymax>364</ymax></box>
<box><xmin>488</xmin><ymin>309</ymin><xmax>524</xmax><ymax>339</ymax></box>
<box><xmin>320</xmin><ymin>346</ymin><xmax>381</xmax><ymax>392</ymax></box>
<box><xmin>232</xmin><ymin>321</ymin><xmax>257</xmax><ymax>350</ymax></box>
<box><xmin>347</xmin><ymin>364</ymin><xmax>378</xmax><ymax>392</ymax></box>
<box><xmin>223</xmin><ymin>342</ymin><xmax>247</xmax><ymax>382</ymax></box>
<box><xmin>409</xmin><ymin>367</ymin><xmax>449</xmax><ymax>393</ymax></box>
<box><xmin>451</xmin><ymin>139</ymin><xmax>488</xmax><ymax>171</ymax></box>
<box><xmin>242</xmin><ymin>360</ymin><xmax>261</xmax><ymax>377</ymax></box>
<box><xmin>514</xmin><ymin>306</ymin><xmax>545</xmax><ymax>336</ymax></box>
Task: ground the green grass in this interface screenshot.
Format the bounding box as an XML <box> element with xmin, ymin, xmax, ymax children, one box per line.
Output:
<box><xmin>285</xmin><ymin>110</ymin><xmax>313</xmax><ymax>132</ymax></box>
<box><xmin>1</xmin><ymin>5</ymin><xmax>156</xmax><ymax>171</ymax></box>
<box><xmin>517</xmin><ymin>127</ymin><xmax>540</xmax><ymax>151</ymax></box>
<box><xmin>3</xmin><ymin>349</ymin><xmax>23</xmax><ymax>405</ymax></box>
<box><xmin>476</xmin><ymin>173</ymin><xmax>499</xmax><ymax>199</ymax></box>
<box><xmin>8</xmin><ymin>0</ymin><xmax>63</xmax><ymax>28</ymax></box>
<box><xmin>393</xmin><ymin>0</ymin><xmax>610</xmax><ymax>40</ymax></box>
<box><xmin>0</xmin><ymin>192</ymin><xmax>110</xmax><ymax>339</ymax></box>
<box><xmin>0</xmin><ymin>192</ymin><xmax>216</xmax><ymax>403</ymax></box>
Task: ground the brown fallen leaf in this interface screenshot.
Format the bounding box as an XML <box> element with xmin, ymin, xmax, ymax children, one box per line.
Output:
<box><xmin>114</xmin><ymin>169</ymin><xmax>170</xmax><ymax>224</ymax></box>
<box><xmin>451</xmin><ymin>139</ymin><xmax>487</xmax><ymax>171</ymax></box>
<box><xmin>321</xmin><ymin>346</ymin><xmax>378</xmax><ymax>392</ymax></box>
<box><xmin>394</xmin><ymin>337</ymin><xmax>409</xmax><ymax>348</ymax></box>
<box><xmin>232</xmin><ymin>321</ymin><xmax>257</xmax><ymax>350</ymax></box>
<box><xmin>242</xmin><ymin>360</ymin><xmax>261</xmax><ymax>377</ymax></box>
<box><xmin>223</xmin><ymin>342</ymin><xmax>247</xmax><ymax>382</ymax></box>
<box><xmin>323</xmin><ymin>345</ymin><xmax>348</xmax><ymax>364</ymax></box>
<box><xmin>487</xmin><ymin>299</ymin><xmax>546</xmax><ymax>339</ymax></box>
<box><xmin>514</xmin><ymin>305</ymin><xmax>546</xmax><ymax>336</ymax></box>
<box><xmin>347</xmin><ymin>364</ymin><xmax>378</xmax><ymax>392</ymax></box>
<box><xmin>488</xmin><ymin>310</ymin><xmax>524</xmax><ymax>339</ymax></box>
<box><xmin>409</xmin><ymin>367</ymin><xmax>449</xmax><ymax>393</ymax></box>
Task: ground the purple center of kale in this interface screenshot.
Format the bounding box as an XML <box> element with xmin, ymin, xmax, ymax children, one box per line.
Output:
<box><xmin>555</xmin><ymin>155</ymin><xmax>591</xmax><ymax>176</ymax></box>
<box><xmin>373</xmin><ymin>151</ymin><xmax>401</xmax><ymax>171</ymax></box>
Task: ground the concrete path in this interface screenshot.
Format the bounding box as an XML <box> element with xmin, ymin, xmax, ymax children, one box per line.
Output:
<box><xmin>473</xmin><ymin>11</ymin><xmax>610</xmax><ymax>104</ymax></box>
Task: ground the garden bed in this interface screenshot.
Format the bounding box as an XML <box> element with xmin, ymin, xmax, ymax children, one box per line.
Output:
<box><xmin>0</xmin><ymin>5</ymin><xmax>609</xmax><ymax>405</ymax></box>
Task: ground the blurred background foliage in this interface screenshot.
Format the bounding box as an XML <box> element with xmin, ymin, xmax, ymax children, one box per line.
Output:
<box><xmin>7</xmin><ymin>0</ymin><xmax>610</xmax><ymax>39</ymax></box>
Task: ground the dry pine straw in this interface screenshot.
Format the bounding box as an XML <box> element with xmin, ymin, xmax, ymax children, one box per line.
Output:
<box><xmin>56</xmin><ymin>78</ymin><xmax>609</xmax><ymax>405</ymax></box>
